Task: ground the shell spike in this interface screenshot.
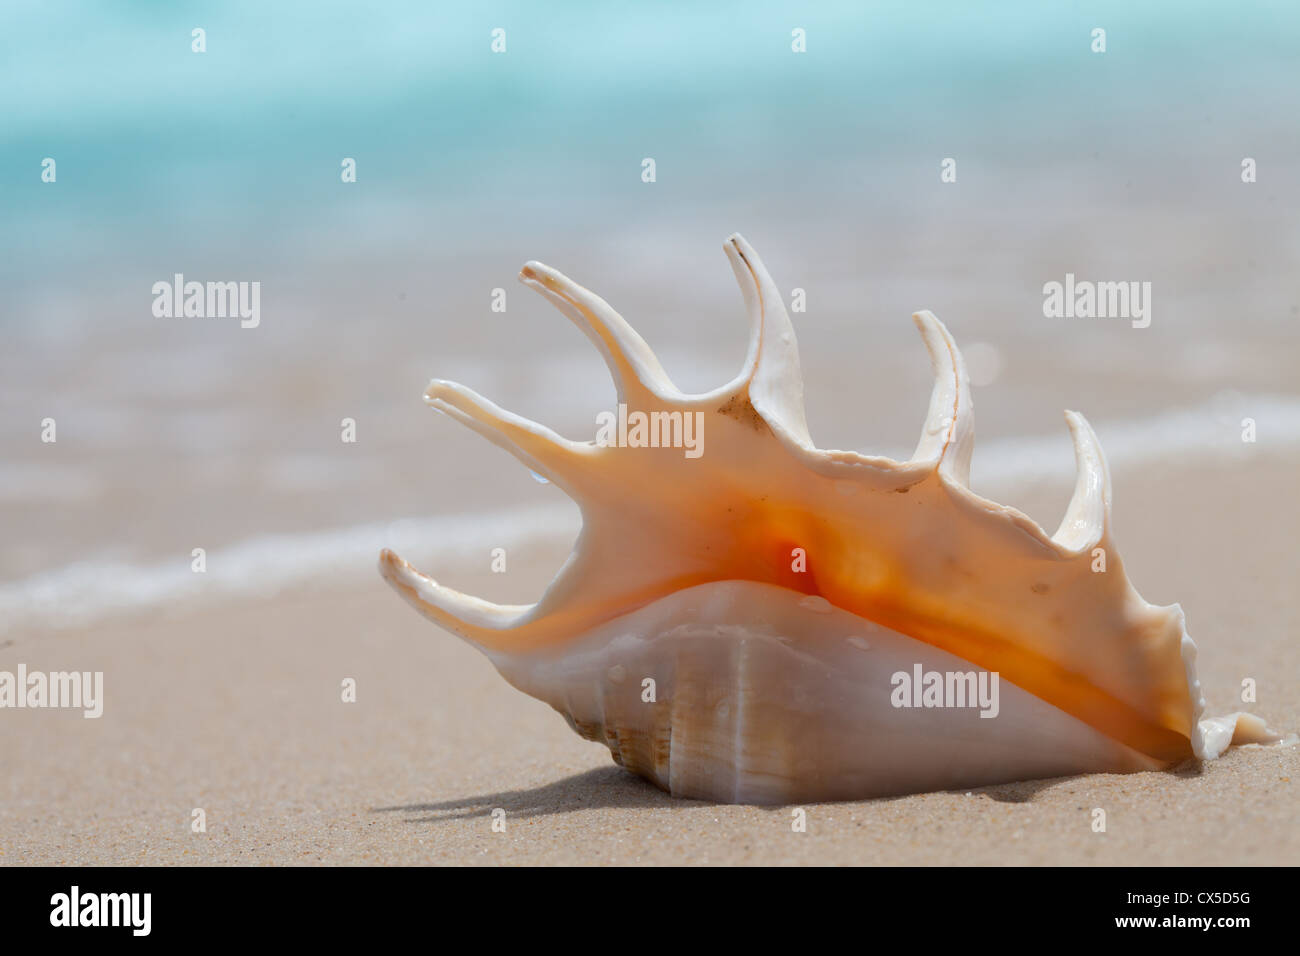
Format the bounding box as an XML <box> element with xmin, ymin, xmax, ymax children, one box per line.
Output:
<box><xmin>424</xmin><ymin>380</ymin><xmax>589</xmax><ymax>494</ymax></box>
<box><xmin>723</xmin><ymin>233</ymin><xmax>812</xmax><ymax>445</ymax></box>
<box><xmin>1051</xmin><ymin>410</ymin><xmax>1112</xmax><ymax>551</ymax></box>
<box><xmin>909</xmin><ymin>310</ymin><xmax>973</xmax><ymax>485</ymax></box>
<box><xmin>378</xmin><ymin>549</ymin><xmax>530</xmax><ymax>651</ymax></box>
<box><xmin>518</xmin><ymin>260</ymin><xmax>676</xmax><ymax>404</ymax></box>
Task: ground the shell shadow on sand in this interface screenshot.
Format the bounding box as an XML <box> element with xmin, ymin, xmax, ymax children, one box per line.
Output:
<box><xmin>373</xmin><ymin>767</ymin><xmax>685</xmax><ymax>823</ymax></box>
<box><xmin>371</xmin><ymin>766</ymin><xmax>1133</xmax><ymax>822</ymax></box>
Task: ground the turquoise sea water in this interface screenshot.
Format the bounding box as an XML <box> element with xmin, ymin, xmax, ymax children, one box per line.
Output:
<box><xmin>3</xmin><ymin>0</ymin><xmax>1297</xmax><ymax>295</ymax></box>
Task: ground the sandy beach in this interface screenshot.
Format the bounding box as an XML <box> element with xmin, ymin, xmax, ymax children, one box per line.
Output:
<box><xmin>3</xmin><ymin>449</ymin><xmax>1295</xmax><ymax>866</ymax></box>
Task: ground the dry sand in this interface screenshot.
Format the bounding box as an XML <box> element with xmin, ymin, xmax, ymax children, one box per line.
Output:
<box><xmin>1</xmin><ymin>453</ymin><xmax>1296</xmax><ymax>866</ymax></box>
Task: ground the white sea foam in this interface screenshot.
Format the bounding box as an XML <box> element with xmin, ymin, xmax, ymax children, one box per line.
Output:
<box><xmin>0</xmin><ymin>504</ymin><xmax>577</xmax><ymax>636</ymax></box>
<box><xmin>2</xmin><ymin>394</ymin><xmax>1297</xmax><ymax>635</ymax></box>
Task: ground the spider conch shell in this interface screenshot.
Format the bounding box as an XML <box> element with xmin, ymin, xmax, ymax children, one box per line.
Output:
<box><xmin>380</xmin><ymin>234</ymin><xmax>1279</xmax><ymax>804</ymax></box>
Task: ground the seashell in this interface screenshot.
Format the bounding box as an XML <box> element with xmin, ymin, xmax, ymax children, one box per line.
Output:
<box><xmin>379</xmin><ymin>234</ymin><xmax>1280</xmax><ymax>804</ymax></box>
